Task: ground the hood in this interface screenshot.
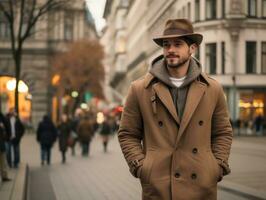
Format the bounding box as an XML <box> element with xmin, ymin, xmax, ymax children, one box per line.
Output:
<box><xmin>149</xmin><ymin>55</ymin><xmax>202</xmax><ymax>88</ymax></box>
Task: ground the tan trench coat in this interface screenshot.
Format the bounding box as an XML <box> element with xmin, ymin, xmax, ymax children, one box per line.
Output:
<box><xmin>118</xmin><ymin>72</ymin><xmax>233</xmax><ymax>200</ymax></box>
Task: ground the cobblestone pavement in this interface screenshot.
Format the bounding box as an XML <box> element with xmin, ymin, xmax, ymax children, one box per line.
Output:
<box><xmin>18</xmin><ymin>133</ymin><xmax>265</xmax><ymax>200</ymax></box>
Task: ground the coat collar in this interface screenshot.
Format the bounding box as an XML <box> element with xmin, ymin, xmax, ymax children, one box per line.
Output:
<box><xmin>152</xmin><ymin>82</ymin><xmax>180</xmax><ymax>124</ymax></box>
<box><xmin>144</xmin><ymin>71</ymin><xmax>209</xmax><ymax>145</ymax></box>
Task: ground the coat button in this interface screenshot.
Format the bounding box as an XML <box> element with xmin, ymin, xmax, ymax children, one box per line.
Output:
<box><xmin>175</xmin><ymin>172</ymin><xmax>180</xmax><ymax>178</ymax></box>
<box><xmin>199</xmin><ymin>120</ymin><xmax>204</xmax><ymax>126</ymax></box>
<box><xmin>191</xmin><ymin>173</ymin><xmax>197</xmax><ymax>179</ymax></box>
<box><xmin>158</xmin><ymin>121</ymin><xmax>163</xmax><ymax>127</ymax></box>
<box><xmin>192</xmin><ymin>148</ymin><xmax>198</xmax><ymax>154</ymax></box>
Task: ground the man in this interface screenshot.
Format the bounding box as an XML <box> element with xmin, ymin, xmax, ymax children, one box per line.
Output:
<box><xmin>0</xmin><ymin>112</ymin><xmax>11</xmax><ymax>182</ymax></box>
<box><xmin>118</xmin><ymin>19</ymin><xmax>233</xmax><ymax>200</ymax></box>
<box><xmin>6</xmin><ymin>108</ymin><xmax>25</xmax><ymax>168</ymax></box>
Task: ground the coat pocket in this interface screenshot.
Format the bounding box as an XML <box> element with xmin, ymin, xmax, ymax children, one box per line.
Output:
<box><xmin>209</xmin><ymin>152</ymin><xmax>222</xmax><ymax>183</ymax></box>
<box><xmin>140</xmin><ymin>151</ymin><xmax>155</xmax><ymax>184</ymax></box>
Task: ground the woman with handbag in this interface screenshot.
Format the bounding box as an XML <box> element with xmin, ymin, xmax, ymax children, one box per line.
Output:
<box><xmin>57</xmin><ymin>114</ymin><xmax>71</xmax><ymax>163</ymax></box>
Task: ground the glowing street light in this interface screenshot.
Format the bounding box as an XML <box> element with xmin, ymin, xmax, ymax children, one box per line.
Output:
<box><xmin>80</xmin><ymin>103</ymin><xmax>88</xmax><ymax>109</ymax></box>
<box><xmin>97</xmin><ymin>112</ymin><xmax>104</xmax><ymax>124</ymax></box>
<box><xmin>6</xmin><ymin>79</ymin><xmax>28</xmax><ymax>93</ymax></box>
<box><xmin>71</xmin><ymin>91</ymin><xmax>79</xmax><ymax>98</ymax></box>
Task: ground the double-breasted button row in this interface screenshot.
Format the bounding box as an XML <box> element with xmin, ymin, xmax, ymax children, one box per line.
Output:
<box><xmin>158</xmin><ymin>121</ymin><xmax>163</xmax><ymax>127</ymax></box>
<box><xmin>192</xmin><ymin>148</ymin><xmax>198</xmax><ymax>154</ymax></box>
<box><xmin>175</xmin><ymin>172</ymin><xmax>180</xmax><ymax>178</ymax></box>
<box><xmin>191</xmin><ymin>173</ymin><xmax>197</xmax><ymax>179</ymax></box>
<box><xmin>174</xmin><ymin>172</ymin><xmax>197</xmax><ymax>180</ymax></box>
<box><xmin>199</xmin><ymin>120</ymin><xmax>204</xmax><ymax>126</ymax></box>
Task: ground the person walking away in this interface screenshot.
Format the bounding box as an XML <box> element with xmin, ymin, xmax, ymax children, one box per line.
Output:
<box><xmin>36</xmin><ymin>115</ymin><xmax>57</xmax><ymax>165</ymax></box>
<box><xmin>254</xmin><ymin>114</ymin><xmax>263</xmax><ymax>136</ymax></box>
<box><xmin>0</xmin><ymin>112</ymin><xmax>11</xmax><ymax>182</ymax></box>
<box><xmin>5</xmin><ymin>108</ymin><xmax>25</xmax><ymax>168</ymax></box>
<box><xmin>99</xmin><ymin>116</ymin><xmax>113</xmax><ymax>153</ymax></box>
<box><xmin>57</xmin><ymin>114</ymin><xmax>71</xmax><ymax>163</ymax></box>
<box><xmin>118</xmin><ymin>19</ymin><xmax>233</xmax><ymax>200</ymax></box>
<box><xmin>69</xmin><ymin>109</ymin><xmax>83</xmax><ymax>156</ymax></box>
<box><xmin>77</xmin><ymin>114</ymin><xmax>94</xmax><ymax>157</ymax></box>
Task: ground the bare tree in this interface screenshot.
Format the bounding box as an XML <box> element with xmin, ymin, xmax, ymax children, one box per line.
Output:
<box><xmin>52</xmin><ymin>39</ymin><xmax>105</xmax><ymax>115</ymax></box>
<box><xmin>0</xmin><ymin>0</ymin><xmax>69</xmax><ymax>116</ymax></box>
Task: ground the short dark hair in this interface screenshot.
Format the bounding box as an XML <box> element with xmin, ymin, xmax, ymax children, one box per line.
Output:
<box><xmin>180</xmin><ymin>37</ymin><xmax>195</xmax><ymax>46</ymax></box>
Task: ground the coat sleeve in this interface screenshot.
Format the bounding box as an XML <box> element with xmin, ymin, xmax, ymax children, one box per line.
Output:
<box><xmin>118</xmin><ymin>83</ymin><xmax>145</xmax><ymax>178</ymax></box>
<box><xmin>211</xmin><ymin>84</ymin><xmax>233</xmax><ymax>177</ymax></box>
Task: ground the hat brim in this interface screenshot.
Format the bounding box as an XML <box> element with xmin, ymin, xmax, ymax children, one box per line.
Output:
<box><xmin>153</xmin><ymin>33</ymin><xmax>203</xmax><ymax>47</ymax></box>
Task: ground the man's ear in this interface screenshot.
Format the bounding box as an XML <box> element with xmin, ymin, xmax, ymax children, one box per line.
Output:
<box><xmin>189</xmin><ymin>43</ymin><xmax>198</xmax><ymax>54</ymax></box>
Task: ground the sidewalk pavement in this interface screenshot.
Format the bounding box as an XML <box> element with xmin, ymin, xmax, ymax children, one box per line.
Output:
<box><xmin>219</xmin><ymin>136</ymin><xmax>266</xmax><ymax>200</ymax></box>
<box><xmin>0</xmin><ymin>164</ymin><xmax>28</xmax><ymax>200</ymax></box>
<box><xmin>1</xmin><ymin>133</ymin><xmax>266</xmax><ymax>200</ymax></box>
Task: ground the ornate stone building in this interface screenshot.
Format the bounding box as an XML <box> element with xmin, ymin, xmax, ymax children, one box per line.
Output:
<box><xmin>102</xmin><ymin>0</ymin><xmax>266</xmax><ymax>132</ymax></box>
<box><xmin>0</xmin><ymin>0</ymin><xmax>97</xmax><ymax>127</ymax></box>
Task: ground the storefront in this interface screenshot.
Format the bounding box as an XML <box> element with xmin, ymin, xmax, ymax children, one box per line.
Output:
<box><xmin>0</xmin><ymin>76</ymin><xmax>32</xmax><ymax>122</ymax></box>
<box><xmin>238</xmin><ymin>89</ymin><xmax>265</xmax><ymax>122</ymax></box>
<box><xmin>226</xmin><ymin>87</ymin><xmax>266</xmax><ymax>136</ymax></box>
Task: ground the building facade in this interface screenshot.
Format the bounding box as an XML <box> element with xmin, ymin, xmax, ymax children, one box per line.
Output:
<box><xmin>102</xmin><ymin>0</ymin><xmax>266</xmax><ymax>134</ymax></box>
<box><xmin>0</xmin><ymin>0</ymin><xmax>97</xmax><ymax>127</ymax></box>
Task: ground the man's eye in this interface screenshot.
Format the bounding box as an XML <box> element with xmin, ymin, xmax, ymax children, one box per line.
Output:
<box><xmin>163</xmin><ymin>43</ymin><xmax>170</xmax><ymax>47</ymax></box>
<box><xmin>174</xmin><ymin>43</ymin><xmax>181</xmax><ymax>47</ymax></box>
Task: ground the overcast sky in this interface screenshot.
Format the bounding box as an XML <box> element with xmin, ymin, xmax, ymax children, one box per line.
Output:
<box><xmin>86</xmin><ymin>0</ymin><xmax>107</xmax><ymax>32</ymax></box>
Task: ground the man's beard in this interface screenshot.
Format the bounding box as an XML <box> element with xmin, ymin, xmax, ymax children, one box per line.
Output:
<box><xmin>165</xmin><ymin>54</ymin><xmax>191</xmax><ymax>68</ymax></box>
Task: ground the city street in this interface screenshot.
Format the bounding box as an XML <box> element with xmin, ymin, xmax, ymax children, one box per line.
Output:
<box><xmin>1</xmin><ymin>0</ymin><xmax>266</xmax><ymax>200</ymax></box>
<box><xmin>17</xmin><ymin>133</ymin><xmax>266</xmax><ymax>200</ymax></box>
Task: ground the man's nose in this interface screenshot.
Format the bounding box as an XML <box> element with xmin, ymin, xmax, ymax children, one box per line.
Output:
<box><xmin>168</xmin><ymin>44</ymin><xmax>175</xmax><ymax>52</ymax></box>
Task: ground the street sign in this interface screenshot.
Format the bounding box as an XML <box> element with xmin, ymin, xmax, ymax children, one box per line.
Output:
<box><xmin>85</xmin><ymin>91</ymin><xmax>93</xmax><ymax>102</ymax></box>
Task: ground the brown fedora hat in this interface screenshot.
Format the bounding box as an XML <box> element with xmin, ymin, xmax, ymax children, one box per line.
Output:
<box><xmin>153</xmin><ymin>19</ymin><xmax>203</xmax><ymax>47</ymax></box>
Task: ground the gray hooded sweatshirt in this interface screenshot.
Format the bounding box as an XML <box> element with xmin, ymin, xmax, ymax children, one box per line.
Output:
<box><xmin>149</xmin><ymin>55</ymin><xmax>202</xmax><ymax>119</ymax></box>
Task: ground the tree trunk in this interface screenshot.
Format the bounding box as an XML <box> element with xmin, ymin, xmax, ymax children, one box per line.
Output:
<box><xmin>14</xmin><ymin>51</ymin><xmax>21</xmax><ymax>116</ymax></box>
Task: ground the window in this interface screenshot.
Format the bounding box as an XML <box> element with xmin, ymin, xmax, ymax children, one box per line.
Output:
<box><xmin>0</xmin><ymin>13</ymin><xmax>10</xmax><ymax>39</ymax></box>
<box><xmin>246</xmin><ymin>41</ymin><xmax>257</xmax><ymax>73</ymax></box>
<box><xmin>222</xmin><ymin>0</ymin><xmax>226</xmax><ymax>18</ymax></box>
<box><xmin>262</xmin><ymin>0</ymin><xmax>266</xmax><ymax>17</ymax></box>
<box><xmin>206</xmin><ymin>43</ymin><xmax>217</xmax><ymax>74</ymax></box>
<box><xmin>188</xmin><ymin>2</ymin><xmax>191</xmax><ymax>19</ymax></box>
<box><xmin>247</xmin><ymin>0</ymin><xmax>257</xmax><ymax>17</ymax></box>
<box><xmin>206</xmin><ymin>0</ymin><xmax>216</xmax><ymax>19</ymax></box>
<box><xmin>183</xmin><ymin>6</ymin><xmax>186</xmax><ymax>18</ymax></box>
<box><xmin>262</xmin><ymin>42</ymin><xmax>266</xmax><ymax>74</ymax></box>
<box><xmin>195</xmin><ymin>0</ymin><xmax>200</xmax><ymax>21</ymax></box>
<box><xmin>221</xmin><ymin>42</ymin><xmax>225</xmax><ymax>74</ymax></box>
<box><xmin>64</xmin><ymin>15</ymin><xmax>73</xmax><ymax>40</ymax></box>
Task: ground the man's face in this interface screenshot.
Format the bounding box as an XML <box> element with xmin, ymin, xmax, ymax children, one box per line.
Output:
<box><xmin>163</xmin><ymin>38</ymin><xmax>196</xmax><ymax>68</ymax></box>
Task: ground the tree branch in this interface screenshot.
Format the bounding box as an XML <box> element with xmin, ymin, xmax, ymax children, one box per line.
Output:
<box><xmin>7</xmin><ymin>0</ymin><xmax>16</xmax><ymax>57</ymax></box>
<box><xmin>21</xmin><ymin>0</ymin><xmax>69</xmax><ymax>42</ymax></box>
<box><xmin>17</xmin><ymin>0</ymin><xmax>26</xmax><ymax>46</ymax></box>
<box><xmin>0</xmin><ymin>1</ymin><xmax>12</xmax><ymax>21</ymax></box>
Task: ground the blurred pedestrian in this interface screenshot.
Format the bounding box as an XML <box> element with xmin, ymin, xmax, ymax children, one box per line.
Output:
<box><xmin>77</xmin><ymin>114</ymin><xmax>94</xmax><ymax>157</ymax></box>
<box><xmin>69</xmin><ymin>109</ymin><xmax>83</xmax><ymax>156</ymax></box>
<box><xmin>254</xmin><ymin>114</ymin><xmax>263</xmax><ymax>136</ymax></box>
<box><xmin>5</xmin><ymin>108</ymin><xmax>25</xmax><ymax>168</ymax></box>
<box><xmin>57</xmin><ymin>114</ymin><xmax>71</xmax><ymax>163</ymax></box>
<box><xmin>99</xmin><ymin>116</ymin><xmax>113</xmax><ymax>153</ymax></box>
<box><xmin>118</xmin><ymin>19</ymin><xmax>232</xmax><ymax>199</ymax></box>
<box><xmin>0</xmin><ymin>112</ymin><xmax>11</xmax><ymax>182</ymax></box>
<box><xmin>235</xmin><ymin>118</ymin><xmax>241</xmax><ymax>135</ymax></box>
<box><xmin>37</xmin><ymin>115</ymin><xmax>57</xmax><ymax>165</ymax></box>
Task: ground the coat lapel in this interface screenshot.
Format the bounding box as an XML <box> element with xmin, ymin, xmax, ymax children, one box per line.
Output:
<box><xmin>175</xmin><ymin>81</ymin><xmax>207</xmax><ymax>146</ymax></box>
<box><xmin>153</xmin><ymin>82</ymin><xmax>180</xmax><ymax>124</ymax></box>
